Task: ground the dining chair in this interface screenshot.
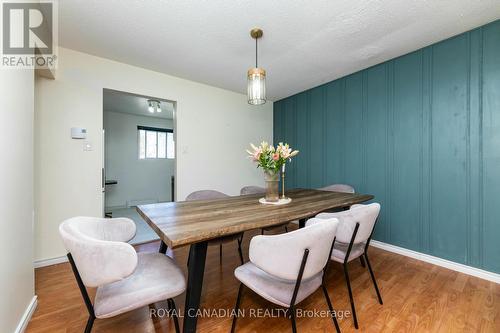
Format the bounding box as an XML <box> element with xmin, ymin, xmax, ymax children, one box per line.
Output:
<box><xmin>315</xmin><ymin>203</ymin><xmax>383</xmax><ymax>329</ymax></box>
<box><xmin>240</xmin><ymin>185</ymin><xmax>289</xmax><ymax>234</ymax></box>
<box><xmin>59</xmin><ymin>216</ymin><xmax>186</xmax><ymax>333</ymax></box>
<box><xmin>186</xmin><ymin>190</ymin><xmax>244</xmax><ymax>265</ymax></box>
<box><xmin>318</xmin><ymin>184</ymin><xmax>355</xmax><ymax>193</ymax></box>
<box><xmin>231</xmin><ymin>218</ymin><xmax>341</xmax><ymax>333</ymax></box>
<box><xmin>318</xmin><ymin>184</ymin><xmax>356</xmax><ymax>213</ymax></box>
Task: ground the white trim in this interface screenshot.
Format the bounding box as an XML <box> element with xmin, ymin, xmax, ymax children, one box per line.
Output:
<box><xmin>34</xmin><ymin>255</ymin><xmax>68</xmax><ymax>268</ymax></box>
<box><xmin>370</xmin><ymin>240</ymin><xmax>500</xmax><ymax>284</ymax></box>
<box><xmin>15</xmin><ymin>296</ymin><xmax>38</xmax><ymax>333</ymax></box>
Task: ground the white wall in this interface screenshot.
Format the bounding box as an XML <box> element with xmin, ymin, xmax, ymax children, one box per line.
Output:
<box><xmin>35</xmin><ymin>47</ymin><xmax>273</xmax><ymax>261</ymax></box>
<box><xmin>104</xmin><ymin>111</ymin><xmax>174</xmax><ymax>208</ymax></box>
<box><xmin>0</xmin><ymin>69</ymin><xmax>35</xmax><ymax>331</ymax></box>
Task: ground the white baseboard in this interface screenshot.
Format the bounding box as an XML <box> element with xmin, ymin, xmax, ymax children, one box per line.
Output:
<box><xmin>15</xmin><ymin>296</ymin><xmax>37</xmax><ymax>333</ymax></box>
<box><xmin>34</xmin><ymin>255</ymin><xmax>67</xmax><ymax>268</ymax></box>
<box><xmin>370</xmin><ymin>240</ymin><xmax>500</xmax><ymax>284</ymax></box>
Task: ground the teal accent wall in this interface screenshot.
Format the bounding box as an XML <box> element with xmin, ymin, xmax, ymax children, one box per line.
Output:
<box><xmin>274</xmin><ymin>20</ymin><xmax>500</xmax><ymax>274</ymax></box>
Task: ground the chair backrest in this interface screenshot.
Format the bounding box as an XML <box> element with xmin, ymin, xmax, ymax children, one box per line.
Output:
<box><xmin>249</xmin><ymin>218</ymin><xmax>339</xmax><ymax>280</ymax></box>
<box><xmin>59</xmin><ymin>216</ymin><xmax>138</xmax><ymax>288</ymax></box>
<box><xmin>316</xmin><ymin>203</ymin><xmax>380</xmax><ymax>244</ymax></box>
<box><xmin>240</xmin><ymin>186</ymin><xmax>266</xmax><ymax>195</ymax></box>
<box><xmin>319</xmin><ymin>183</ymin><xmax>355</xmax><ymax>193</ymax></box>
<box><xmin>185</xmin><ymin>190</ymin><xmax>229</xmax><ymax>201</ymax></box>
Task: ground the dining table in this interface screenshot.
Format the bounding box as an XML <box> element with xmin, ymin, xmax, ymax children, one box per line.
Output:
<box><xmin>137</xmin><ymin>188</ymin><xmax>374</xmax><ymax>333</ymax></box>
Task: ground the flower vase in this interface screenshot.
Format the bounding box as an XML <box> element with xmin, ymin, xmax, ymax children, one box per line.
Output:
<box><xmin>264</xmin><ymin>171</ymin><xmax>280</xmax><ymax>202</ymax></box>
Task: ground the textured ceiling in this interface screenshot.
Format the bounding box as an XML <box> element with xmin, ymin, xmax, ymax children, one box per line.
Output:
<box><xmin>103</xmin><ymin>89</ymin><xmax>174</xmax><ymax>119</ymax></box>
<box><xmin>60</xmin><ymin>0</ymin><xmax>500</xmax><ymax>101</ymax></box>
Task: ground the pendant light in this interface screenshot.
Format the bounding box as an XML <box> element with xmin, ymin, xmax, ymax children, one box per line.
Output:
<box><xmin>247</xmin><ymin>28</ymin><xmax>266</xmax><ymax>105</ymax></box>
<box><xmin>147</xmin><ymin>99</ymin><xmax>162</xmax><ymax>113</ymax></box>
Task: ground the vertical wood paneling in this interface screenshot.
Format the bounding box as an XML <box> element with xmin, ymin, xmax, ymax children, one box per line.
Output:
<box><xmin>273</xmin><ymin>20</ymin><xmax>500</xmax><ymax>273</ymax></box>
<box><xmin>309</xmin><ymin>86</ymin><xmax>326</xmax><ymax>188</ymax></box>
<box><xmin>430</xmin><ymin>35</ymin><xmax>469</xmax><ymax>263</ymax></box>
<box><xmin>481</xmin><ymin>21</ymin><xmax>500</xmax><ymax>273</ymax></box>
<box><xmin>365</xmin><ymin>64</ymin><xmax>389</xmax><ymax>241</ymax></box>
<box><xmin>344</xmin><ymin>73</ymin><xmax>364</xmax><ymax>190</ymax></box>
<box><xmin>294</xmin><ymin>93</ymin><xmax>310</xmax><ymax>188</ymax></box>
<box><xmin>273</xmin><ymin>101</ymin><xmax>283</xmax><ymax>144</ymax></box>
<box><xmin>325</xmin><ymin>81</ymin><xmax>345</xmax><ymax>186</ymax></box>
<box><xmin>421</xmin><ymin>48</ymin><xmax>432</xmax><ymax>253</ymax></box>
<box><xmin>468</xmin><ymin>28</ymin><xmax>482</xmax><ymax>267</ymax></box>
<box><xmin>284</xmin><ymin>97</ymin><xmax>297</xmax><ymax>189</ymax></box>
<box><xmin>391</xmin><ymin>52</ymin><xmax>422</xmax><ymax>250</ymax></box>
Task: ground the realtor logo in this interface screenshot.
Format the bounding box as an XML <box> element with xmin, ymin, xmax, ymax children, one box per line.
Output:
<box><xmin>1</xmin><ymin>0</ymin><xmax>57</xmax><ymax>68</ymax></box>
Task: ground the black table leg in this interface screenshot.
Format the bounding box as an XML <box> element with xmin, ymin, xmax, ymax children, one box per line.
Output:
<box><xmin>299</xmin><ymin>218</ymin><xmax>306</xmax><ymax>228</ymax></box>
<box><xmin>183</xmin><ymin>241</ymin><xmax>208</xmax><ymax>333</ymax></box>
<box><xmin>159</xmin><ymin>240</ymin><xmax>168</xmax><ymax>254</ymax></box>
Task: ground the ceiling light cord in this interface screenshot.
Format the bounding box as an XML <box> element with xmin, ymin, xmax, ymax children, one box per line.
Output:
<box><xmin>255</xmin><ymin>37</ymin><xmax>258</xmax><ymax>68</ymax></box>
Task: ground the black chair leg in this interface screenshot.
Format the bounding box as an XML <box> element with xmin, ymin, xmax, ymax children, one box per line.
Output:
<box><xmin>289</xmin><ymin>306</ymin><xmax>297</xmax><ymax>333</ymax></box>
<box><xmin>365</xmin><ymin>253</ymin><xmax>383</xmax><ymax>304</ymax></box>
<box><xmin>321</xmin><ymin>284</ymin><xmax>341</xmax><ymax>333</ymax></box>
<box><xmin>219</xmin><ymin>244</ymin><xmax>223</xmax><ymax>263</ymax></box>
<box><xmin>168</xmin><ymin>298</ymin><xmax>181</xmax><ymax>333</ymax></box>
<box><xmin>359</xmin><ymin>256</ymin><xmax>366</xmax><ymax>268</ymax></box>
<box><xmin>261</xmin><ymin>229</ymin><xmax>264</xmax><ymax>235</ymax></box>
<box><xmin>343</xmin><ymin>263</ymin><xmax>358</xmax><ymax>329</ymax></box>
<box><xmin>159</xmin><ymin>241</ymin><xmax>168</xmax><ymax>254</ymax></box>
<box><xmin>237</xmin><ymin>237</ymin><xmax>244</xmax><ymax>264</ymax></box>
<box><xmin>285</xmin><ymin>226</ymin><xmax>288</xmax><ymax>233</ymax></box>
<box><xmin>231</xmin><ymin>284</ymin><xmax>244</xmax><ymax>333</ymax></box>
<box><xmin>84</xmin><ymin>315</ymin><xmax>95</xmax><ymax>333</ymax></box>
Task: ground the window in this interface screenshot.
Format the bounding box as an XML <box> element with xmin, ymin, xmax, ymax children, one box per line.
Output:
<box><xmin>138</xmin><ymin>126</ymin><xmax>175</xmax><ymax>159</ymax></box>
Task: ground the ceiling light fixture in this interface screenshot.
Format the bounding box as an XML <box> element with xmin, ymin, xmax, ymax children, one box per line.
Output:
<box><xmin>247</xmin><ymin>28</ymin><xmax>266</xmax><ymax>105</ymax></box>
<box><xmin>147</xmin><ymin>99</ymin><xmax>161</xmax><ymax>113</ymax></box>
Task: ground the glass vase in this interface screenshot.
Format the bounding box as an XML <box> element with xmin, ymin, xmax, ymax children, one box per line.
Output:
<box><xmin>264</xmin><ymin>170</ymin><xmax>280</xmax><ymax>202</ymax></box>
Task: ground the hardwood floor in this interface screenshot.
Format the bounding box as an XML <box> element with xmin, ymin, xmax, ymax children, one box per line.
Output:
<box><xmin>27</xmin><ymin>227</ymin><xmax>500</xmax><ymax>333</ymax></box>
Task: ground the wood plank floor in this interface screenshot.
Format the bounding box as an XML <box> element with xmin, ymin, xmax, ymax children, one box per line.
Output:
<box><xmin>27</xmin><ymin>227</ymin><xmax>500</xmax><ymax>333</ymax></box>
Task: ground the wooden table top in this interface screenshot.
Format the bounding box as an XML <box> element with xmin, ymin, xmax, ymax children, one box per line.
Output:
<box><xmin>136</xmin><ymin>188</ymin><xmax>374</xmax><ymax>248</ymax></box>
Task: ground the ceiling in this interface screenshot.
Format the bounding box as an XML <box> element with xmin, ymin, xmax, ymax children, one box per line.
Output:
<box><xmin>60</xmin><ymin>1</ymin><xmax>500</xmax><ymax>101</ymax></box>
<box><xmin>103</xmin><ymin>89</ymin><xmax>174</xmax><ymax>119</ymax></box>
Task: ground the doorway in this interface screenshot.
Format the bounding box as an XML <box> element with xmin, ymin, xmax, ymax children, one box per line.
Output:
<box><xmin>102</xmin><ymin>89</ymin><xmax>176</xmax><ymax>244</ymax></box>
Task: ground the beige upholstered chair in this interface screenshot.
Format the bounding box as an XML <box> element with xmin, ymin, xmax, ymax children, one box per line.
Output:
<box><xmin>59</xmin><ymin>217</ymin><xmax>186</xmax><ymax>333</ymax></box>
<box><xmin>240</xmin><ymin>185</ymin><xmax>266</xmax><ymax>196</ymax></box>
<box><xmin>240</xmin><ymin>185</ymin><xmax>289</xmax><ymax>234</ymax></box>
<box><xmin>186</xmin><ymin>190</ymin><xmax>244</xmax><ymax>264</ymax></box>
<box><xmin>314</xmin><ymin>203</ymin><xmax>383</xmax><ymax>329</ymax></box>
<box><xmin>318</xmin><ymin>183</ymin><xmax>355</xmax><ymax>193</ymax></box>
<box><xmin>318</xmin><ymin>183</ymin><xmax>356</xmax><ymax>213</ymax></box>
<box><xmin>231</xmin><ymin>218</ymin><xmax>341</xmax><ymax>333</ymax></box>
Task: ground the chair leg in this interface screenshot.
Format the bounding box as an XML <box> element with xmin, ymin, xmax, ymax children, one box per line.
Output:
<box><xmin>231</xmin><ymin>284</ymin><xmax>244</xmax><ymax>333</ymax></box>
<box><xmin>168</xmin><ymin>299</ymin><xmax>181</xmax><ymax>333</ymax></box>
<box><xmin>237</xmin><ymin>237</ymin><xmax>244</xmax><ymax>265</ymax></box>
<box><xmin>84</xmin><ymin>315</ymin><xmax>95</xmax><ymax>333</ymax></box>
<box><xmin>343</xmin><ymin>263</ymin><xmax>358</xmax><ymax>329</ymax></box>
<box><xmin>219</xmin><ymin>243</ymin><xmax>223</xmax><ymax>264</ymax></box>
<box><xmin>159</xmin><ymin>241</ymin><xmax>168</xmax><ymax>254</ymax></box>
<box><xmin>359</xmin><ymin>256</ymin><xmax>366</xmax><ymax>268</ymax></box>
<box><xmin>285</xmin><ymin>225</ymin><xmax>288</xmax><ymax>233</ymax></box>
<box><xmin>289</xmin><ymin>306</ymin><xmax>297</xmax><ymax>333</ymax></box>
<box><xmin>261</xmin><ymin>229</ymin><xmax>264</xmax><ymax>235</ymax></box>
<box><xmin>321</xmin><ymin>284</ymin><xmax>341</xmax><ymax>333</ymax></box>
<box><xmin>364</xmin><ymin>253</ymin><xmax>383</xmax><ymax>304</ymax></box>
<box><xmin>68</xmin><ymin>253</ymin><xmax>96</xmax><ymax>333</ymax></box>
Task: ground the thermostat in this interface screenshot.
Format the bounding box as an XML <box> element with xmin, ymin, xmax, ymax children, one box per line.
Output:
<box><xmin>71</xmin><ymin>127</ymin><xmax>87</xmax><ymax>139</ymax></box>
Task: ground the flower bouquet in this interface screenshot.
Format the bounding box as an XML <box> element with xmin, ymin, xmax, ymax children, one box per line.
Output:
<box><xmin>247</xmin><ymin>141</ymin><xmax>299</xmax><ymax>202</ymax></box>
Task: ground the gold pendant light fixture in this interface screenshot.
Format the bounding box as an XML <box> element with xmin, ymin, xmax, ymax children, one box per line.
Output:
<box><xmin>247</xmin><ymin>28</ymin><xmax>266</xmax><ymax>105</ymax></box>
